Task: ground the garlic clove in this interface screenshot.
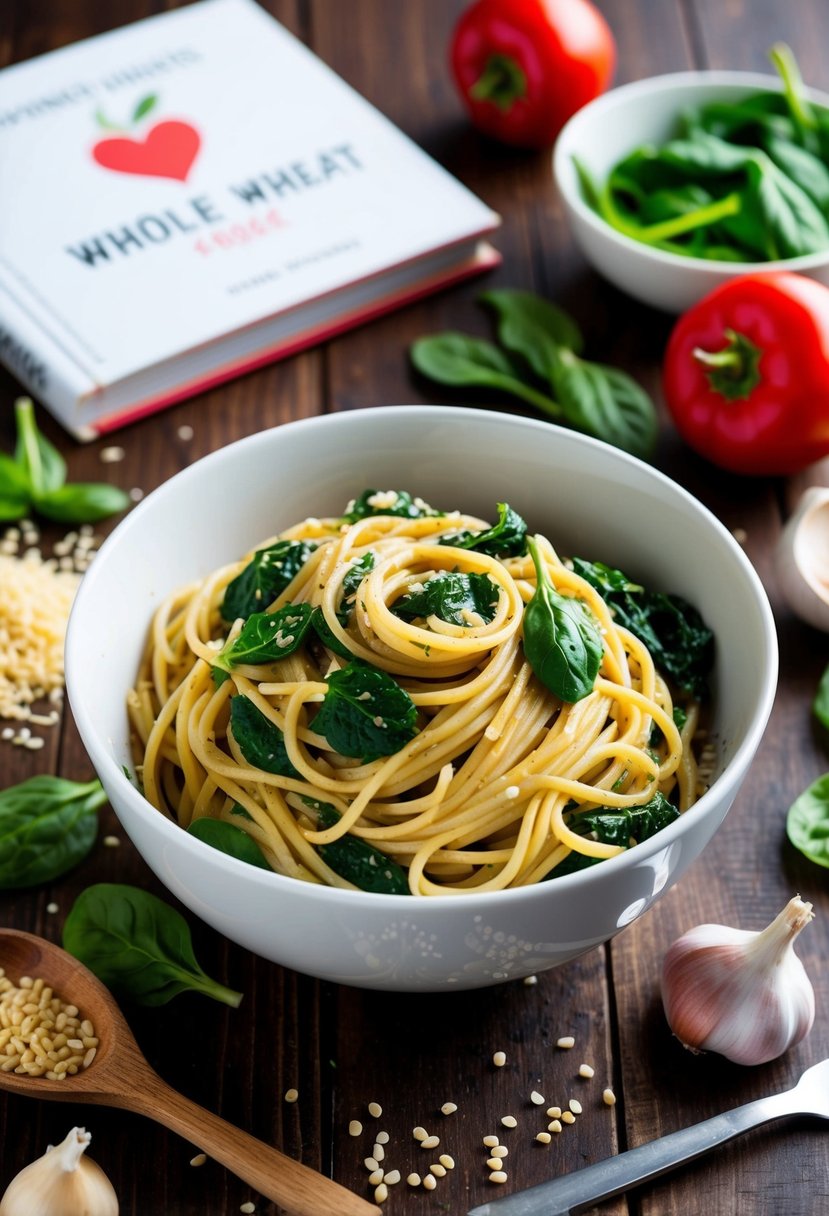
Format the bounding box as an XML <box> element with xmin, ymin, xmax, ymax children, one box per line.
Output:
<box><xmin>0</xmin><ymin>1126</ymin><xmax>118</xmax><ymax>1216</ymax></box>
<box><xmin>774</xmin><ymin>486</ymin><xmax>829</xmax><ymax>632</ymax></box>
<box><xmin>661</xmin><ymin>896</ymin><xmax>815</xmax><ymax>1067</ymax></box>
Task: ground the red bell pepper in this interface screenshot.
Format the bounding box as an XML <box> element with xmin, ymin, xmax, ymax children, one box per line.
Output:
<box><xmin>449</xmin><ymin>0</ymin><xmax>616</xmax><ymax>149</ymax></box>
<box><xmin>663</xmin><ymin>272</ymin><xmax>829</xmax><ymax>476</ymax></box>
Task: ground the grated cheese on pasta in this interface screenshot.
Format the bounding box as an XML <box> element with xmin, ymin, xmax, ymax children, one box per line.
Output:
<box><xmin>0</xmin><ymin>552</ymin><xmax>79</xmax><ymax>722</ymax></box>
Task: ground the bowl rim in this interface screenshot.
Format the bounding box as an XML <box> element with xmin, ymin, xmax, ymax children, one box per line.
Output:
<box><xmin>553</xmin><ymin>67</ymin><xmax>829</xmax><ymax>274</ymax></box>
<box><xmin>66</xmin><ymin>405</ymin><xmax>779</xmax><ymax>911</ymax></box>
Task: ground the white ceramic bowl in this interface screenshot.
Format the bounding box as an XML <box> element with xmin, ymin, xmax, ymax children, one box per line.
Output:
<box><xmin>553</xmin><ymin>70</ymin><xmax>829</xmax><ymax>312</ymax></box>
<box><xmin>65</xmin><ymin>407</ymin><xmax>777</xmax><ymax>991</ymax></box>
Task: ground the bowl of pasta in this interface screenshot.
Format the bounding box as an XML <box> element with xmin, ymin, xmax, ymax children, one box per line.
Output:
<box><xmin>66</xmin><ymin>406</ymin><xmax>777</xmax><ymax>991</ymax></box>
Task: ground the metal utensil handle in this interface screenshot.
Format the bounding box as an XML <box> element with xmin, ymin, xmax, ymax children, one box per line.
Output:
<box><xmin>468</xmin><ymin>1088</ymin><xmax>797</xmax><ymax>1216</ymax></box>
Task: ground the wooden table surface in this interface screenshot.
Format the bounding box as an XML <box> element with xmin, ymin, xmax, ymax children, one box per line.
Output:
<box><xmin>2</xmin><ymin>2</ymin><xmax>829</xmax><ymax>1213</ymax></box>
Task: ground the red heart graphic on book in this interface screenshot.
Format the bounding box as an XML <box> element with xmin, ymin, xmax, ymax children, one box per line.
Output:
<box><xmin>92</xmin><ymin>120</ymin><xmax>201</xmax><ymax>182</ymax></box>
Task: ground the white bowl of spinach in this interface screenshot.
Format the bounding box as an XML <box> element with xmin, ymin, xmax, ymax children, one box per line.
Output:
<box><xmin>64</xmin><ymin>406</ymin><xmax>777</xmax><ymax>991</ymax></box>
<box><xmin>553</xmin><ymin>47</ymin><xmax>829</xmax><ymax>312</ymax></box>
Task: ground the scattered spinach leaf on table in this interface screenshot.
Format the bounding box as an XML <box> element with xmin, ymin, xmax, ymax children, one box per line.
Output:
<box><xmin>0</xmin><ymin>776</ymin><xmax>107</xmax><ymax>889</ymax></box>
<box><xmin>0</xmin><ymin>398</ymin><xmax>130</xmax><ymax>524</ymax></box>
<box><xmin>63</xmin><ymin>883</ymin><xmax>243</xmax><ymax>1007</ymax></box>
<box><xmin>786</xmin><ymin>773</ymin><xmax>829</xmax><ymax>869</ymax></box>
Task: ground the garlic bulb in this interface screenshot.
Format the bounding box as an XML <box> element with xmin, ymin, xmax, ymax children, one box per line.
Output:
<box><xmin>661</xmin><ymin>896</ymin><xmax>815</xmax><ymax>1066</ymax></box>
<box><xmin>0</xmin><ymin>1126</ymin><xmax>118</xmax><ymax>1216</ymax></box>
<box><xmin>774</xmin><ymin>486</ymin><xmax>829</xmax><ymax>632</ymax></box>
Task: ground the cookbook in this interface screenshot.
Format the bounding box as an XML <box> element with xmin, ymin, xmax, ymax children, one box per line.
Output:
<box><xmin>0</xmin><ymin>0</ymin><xmax>500</xmax><ymax>440</ymax></box>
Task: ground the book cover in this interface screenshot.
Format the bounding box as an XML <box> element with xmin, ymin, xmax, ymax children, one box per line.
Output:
<box><xmin>0</xmin><ymin>0</ymin><xmax>500</xmax><ymax>438</ymax></box>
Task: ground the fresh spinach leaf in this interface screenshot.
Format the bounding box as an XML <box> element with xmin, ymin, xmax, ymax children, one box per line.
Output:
<box><xmin>187</xmin><ymin>818</ymin><xmax>272</xmax><ymax>869</ymax></box>
<box><xmin>550</xmin><ymin>351</ymin><xmax>658</xmax><ymax>460</ymax></box>
<box><xmin>440</xmin><ymin>502</ymin><xmax>528</xmax><ymax>557</ymax></box>
<box><xmin>749</xmin><ymin>153</ymin><xmax>829</xmax><ymax>257</ymax></box>
<box><xmin>814</xmin><ymin>663</ymin><xmax>829</xmax><ymax>732</ymax></box>
<box><xmin>6</xmin><ymin>398</ymin><xmax>129</xmax><ymax>525</ymax></box>
<box><xmin>63</xmin><ymin>883</ymin><xmax>243</xmax><ymax>1007</ymax></box>
<box><xmin>572</xmin><ymin>558</ymin><xmax>714</xmax><ymax>698</ymax></box>
<box><xmin>410</xmin><ymin>332</ymin><xmax>563</xmax><ymax>417</ymax></box>
<box><xmin>763</xmin><ymin>133</ymin><xmax>829</xmax><ymax>208</ymax></box>
<box><xmin>0</xmin><ymin>776</ymin><xmax>106</xmax><ymax>889</ymax></box>
<box><xmin>313</xmin><ymin>662</ymin><xmax>418</xmax><ymax>763</ymax></box>
<box><xmin>480</xmin><ymin>288</ymin><xmax>584</xmax><ymax>378</ymax></box>
<box><xmin>786</xmin><ymin>773</ymin><xmax>829</xmax><ymax>868</ymax></box>
<box><xmin>311</xmin><ymin>553</ymin><xmax>375</xmax><ymax>657</ymax></box>
<box><xmin>230</xmin><ymin>695</ymin><xmax>299</xmax><ymax>777</ymax></box>
<box><xmin>342</xmin><ymin>490</ymin><xmax>440</xmax><ymax>523</ymax></box>
<box><xmin>523</xmin><ymin>537</ymin><xmax>603</xmax><ymax>704</ymax></box>
<box><xmin>547</xmin><ymin>792</ymin><xmax>679</xmax><ymax>878</ymax></box>
<box><xmin>222</xmin><ymin>539</ymin><xmax>316</xmax><ymax>623</ymax></box>
<box><xmin>33</xmin><ymin>482</ymin><xmax>130</xmax><ymax>524</ymax></box>
<box><xmin>213</xmin><ymin>602</ymin><xmax>315</xmax><ymax>676</ymax></box>
<box><xmin>305</xmin><ymin>797</ymin><xmax>410</xmax><ymax>894</ymax></box>
<box><xmin>394</xmin><ymin>571</ymin><xmax>499</xmax><ymax>627</ymax></box>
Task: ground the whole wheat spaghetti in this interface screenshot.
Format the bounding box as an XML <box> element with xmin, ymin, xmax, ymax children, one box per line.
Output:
<box><xmin>128</xmin><ymin>494</ymin><xmax>707</xmax><ymax>895</ymax></box>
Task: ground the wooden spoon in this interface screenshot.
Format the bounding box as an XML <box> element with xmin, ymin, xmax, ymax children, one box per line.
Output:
<box><xmin>0</xmin><ymin>928</ymin><xmax>374</xmax><ymax>1216</ymax></box>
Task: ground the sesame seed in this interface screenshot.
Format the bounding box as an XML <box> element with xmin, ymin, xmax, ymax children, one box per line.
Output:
<box><xmin>489</xmin><ymin>1171</ymin><xmax>508</xmax><ymax>1184</ymax></box>
<box><xmin>368</xmin><ymin>1101</ymin><xmax>382</xmax><ymax>1118</ymax></box>
<box><xmin>490</xmin><ymin>1145</ymin><xmax>508</xmax><ymax>1159</ymax></box>
<box><xmin>530</xmin><ymin>1090</ymin><xmax>545</xmax><ymax>1105</ymax></box>
<box><xmin>561</xmin><ymin>1111</ymin><xmax>576</xmax><ymax>1124</ymax></box>
<box><xmin>190</xmin><ymin>1153</ymin><xmax>207</xmax><ymax>1167</ymax></box>
<box><xmin>407</xmin><ymin>1173</ymin><xmax>421</xmax><ymax>1187</ymax></box>
<box><xmin>99</xmin><ymin>445</ymin><xmax>125</xmax><ymax>463</ymax></box>
<box><xmin>523</xmin><ymin>974</ymin><xmax>538</xmax><ymax>986</ymax></box>
<box><xmin>368</xmin><ymin>1169</ymin><xmax>384</xmax><ymax>1186</ymax></box>
<box><xmin>486</xmin><ymin>1158</ymin><xmax>502</xmax><ymax>1171</ymax></box>
<box><xmin>374</xmin><ymin>1182</ymin><xmax>388</xmax><ymax>1204</ymax></box>
<box><xmin>23</xmin><ymin>737</ymin><xmax>45</xmax><ymax>750</ymax></box>
<box><xmin>384</xmin><ymin>1170</ymin><xmax>401</xmax><ymax>1186</ymax></box>
<box><xmin>536</xmin><ymin>1132</ymin><xmax>552</xmax><ymax>1144</ymax></box>
<box><xmin>1</xmin><ymin>728</ymin><xmax>13</xmax><ymax>740</ymax></box>
<box><xmin>349</xmin><ymin>1120</ymin><xmax>363</xmax><ymax>1137</ymax></box>
<box><xmin>483</xmin><ymin>1135</ymin><xmax>499</xmax><ymax>1148</ymax></box>
<box><xmin>240</xmin><ymin>1204</ymin><xmax>256</xmax><ymax>1214</ymax></box>
<box><xmin>284</xmin><ymin>1088</ymin><xmax>298</xmax><ymax>1103</ymax></box>
<box><xmin>569</xmin><ymin>1099</ymin><xmax>583</xmax><ymax>1115</ymax></box>
<box><xmin>413</xmin><ymin>1126</ymin><xmax>428</xmax><ymax>1142</ymax></box>
<box><xmin>421</xmin><ymin>1134</ymin><xmax>440</xmax><ymax>1150</ymax></box>
<box><xmin>557</xmin><ymin>1036</ymin><xmax>575</xmax><ymax>1049</ymax></box>
<box><xmin>441</xmin><ymin>1102</ymin><xmax>458</xmax><ymax>1116</ymax></box>
<box><xmin>548</xmin><ymin>1119</ymin><xmax>562</xmax><ymax>1134</ymax></box>
<box><xmin>177</xmin><ymin>424</ymin><xmax>195</xmax><ymax>440</ymax></box>
<box><xmin>603</xmin><ymin>1087</ymin><xmax>617</xmax><ymax>1106</ymax></box>
<box><xmin>500</xmin><ymin>1116</ymin><xmax>517</xmax><ymax>1129</ymax></box>
<box><xmin>375</xmin><ymin>1131</ymin><xmax>389</xmax><ymax>1145</ymax></box>
<box><xmin>732</xmin><ymin>527</ymin><xmax>748</xmax><ymax>544</ymax></box>
<box><xmin>492</xmin><ymin>1050</ymin><xmax>506</xmax><ymax>1067</ymax></box>
<box><xmin>46</xmin><ymin>902</ymin><xmax>59</xmax><ymax>914</ymax></box>
<box><xmin>438</xmin><ymin>1154</ymin><xmax>455</xmax><ymax>1170</ymax></box>
<box><xmin>129</xmin><ymin>487</ymin><xmax>144</xmax><ymax>502</ymax></box>
<box><xmin>423</xmin><ymin>1175</ymin><xmax>436</xmax><ymax>1191</ymax></box>
<box><xmin>102</xmin><ymin>835</ymin><xmax>121</xmax><ymax>848</ymax></box>
<box><xmin>430</xmin><ymin>1164</ymin><xmax>447</xmax><ymax>1178</ymax></box>
<box><xmin>505</xmin><ymin>785</ymin><xmax>520</xmax><ymax>798</ymax></box>
<box><xmin>579</xmin><ymin>1064</ymin><xmax>594</xmax><ymax>1079</ymax></box>
<box><xmin>546</xmin><ymin>1106</ymin><xmax>561</xmax><ymax>1119</ymax></box>
<box><xmin>373</xmin><ymin>1144</ymin><xmax>385</xmax><ymax>1162</ymax></box>
<box><xmin>364</xmin><ymin>1158</ymin><xmax>379</xmax><ymax>1172</ymax></box>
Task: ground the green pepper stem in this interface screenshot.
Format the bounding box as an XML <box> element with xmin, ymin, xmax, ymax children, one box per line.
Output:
<box><xmin>692</xmin><ymin>328</ymin><xmax>763</xmax><ymax>401</ymax></box>
<box><xmin>468</xmin><ymin>54</ymin><xmax>527</xmax><ymax>112</ymax></box>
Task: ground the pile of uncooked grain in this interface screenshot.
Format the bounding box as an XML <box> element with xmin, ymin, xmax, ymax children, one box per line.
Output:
<box><xmin>0</xmin><ymin>522</ymin><xmax>96</xmax><ymax>740</ymax></box>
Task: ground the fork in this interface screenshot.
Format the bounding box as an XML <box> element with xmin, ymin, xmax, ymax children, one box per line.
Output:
<box><xmin>468</xmin><ymin>1058</ymin><xmax>829</xmax><ymax>1216</ymax></box>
